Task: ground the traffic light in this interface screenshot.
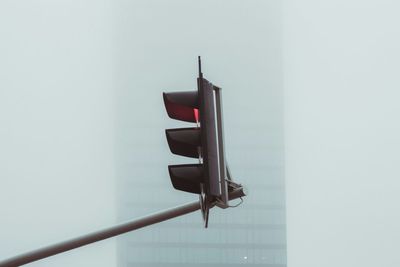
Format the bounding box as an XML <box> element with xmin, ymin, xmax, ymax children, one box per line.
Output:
<box><xmin>0</xmin><ymin>57</ymin><xmax>247</xmax><ymax>267</ymax></box>
<box><xmin>163</xmin><ymin>57</ymin><xmax>231</xmax><ymax>227</ymax></box>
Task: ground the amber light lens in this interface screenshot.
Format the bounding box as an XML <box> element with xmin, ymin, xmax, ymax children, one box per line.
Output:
<box><xmin>166</xmin><ymin>128</ymin><xmax>201</xmax><ymax>158</ymax></box>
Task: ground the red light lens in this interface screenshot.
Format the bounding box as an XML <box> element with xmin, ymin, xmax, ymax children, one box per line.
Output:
<box><xmin>194</xmin><ymin>108</ymin><xmax>199</xmax><ymax>123</ymax></box>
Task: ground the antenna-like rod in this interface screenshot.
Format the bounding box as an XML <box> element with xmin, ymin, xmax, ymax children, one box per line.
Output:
<box><xmin>198</xmin><ymin>56</ymin><xmax>203</xmax><ymax>78</ymax></box>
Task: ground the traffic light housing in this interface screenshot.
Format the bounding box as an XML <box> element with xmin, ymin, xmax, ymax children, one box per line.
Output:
<box><xmin>163</xmin><ymin>57</ymin><xmax>230</xmax><ymax>227</ymax></box>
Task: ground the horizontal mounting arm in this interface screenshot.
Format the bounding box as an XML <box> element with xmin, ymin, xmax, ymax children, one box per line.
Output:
<box><xmin>0</xmin><ymin>188</ymin><xmax>245</xmax><ymax>267</ymax></box>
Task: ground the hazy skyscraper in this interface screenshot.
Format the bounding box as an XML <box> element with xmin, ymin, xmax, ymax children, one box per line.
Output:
<box><xmin>114</xmin><ymin>1</ymin><xmax>286</xmax><ymax>266</ymax></box>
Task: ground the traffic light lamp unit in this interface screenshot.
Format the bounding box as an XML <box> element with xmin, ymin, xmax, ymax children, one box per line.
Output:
<box><xmin>0</xmin><ymin>57</ymin><xmax>246</xmax><ymax>267</ymax></box>
<box><xmin>164</xmin><ymin>57</ymin><xmax>245</xmax><ymax>227</ymax></box>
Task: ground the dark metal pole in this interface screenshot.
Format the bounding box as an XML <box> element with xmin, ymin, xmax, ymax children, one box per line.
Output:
<box><xmin>0</xmin><ymin>202</ymin><xmax>200</xmax><ymax>267</ymax></box>
<box><xmin>0</xmin><ymin>188</ymin><xmax>245</xmax><ymax>267</ymax></box>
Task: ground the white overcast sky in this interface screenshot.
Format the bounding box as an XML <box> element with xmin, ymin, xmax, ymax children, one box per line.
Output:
<box><xmin>1</xmin><ymin>1</ymin><xmax>400</xmax><ymax>267</ymax></box>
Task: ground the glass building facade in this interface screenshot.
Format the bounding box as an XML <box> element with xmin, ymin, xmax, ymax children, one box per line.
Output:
<box><xmin>114</xmin><ymin>1</ymin><xmax>285</xmax><ymax>266</ymax></box>
<box><xmin>115</xmin><ymin>79</ymin><xmax>285</xmax><ymax>266</ymax></box>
